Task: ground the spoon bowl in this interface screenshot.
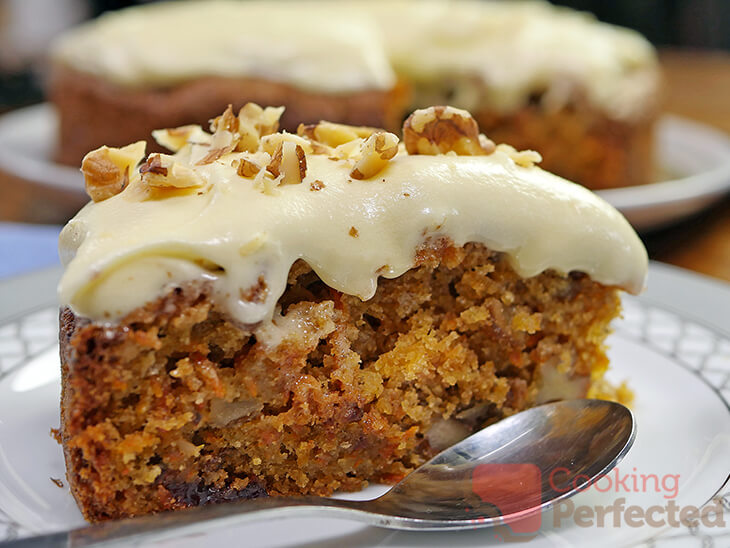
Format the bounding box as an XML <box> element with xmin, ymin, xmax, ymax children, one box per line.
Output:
<box><xmin>368</xmin><ymin>398</ymin><xmax>635</xmax><ymax>527</ymax></box>
<box><xmin>5</xmin><ymin>399</ymin><xmax>635</xmax><ymax>546</ymax></box>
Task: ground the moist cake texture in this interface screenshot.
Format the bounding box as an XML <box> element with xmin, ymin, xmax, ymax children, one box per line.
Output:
<box><xmin>50</xmin><ymin>0</ymin><xmax>660</xmax><ymax>189</ymax></box>
<box><xmin>58</xmin><ymin>104</ymin><xmax>647</xmax><ymax>521</ymax></box>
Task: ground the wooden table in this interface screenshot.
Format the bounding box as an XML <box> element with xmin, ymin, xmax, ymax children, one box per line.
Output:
<box><xmin>1</xmin><ymin>49</ymin><xmax>729</xmax><ymax>281</ymax></box>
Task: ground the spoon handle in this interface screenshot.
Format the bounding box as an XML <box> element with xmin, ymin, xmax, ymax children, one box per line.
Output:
<box><xmin>1</xmin><ymin>497</ymin><xmax>370</xmax><ymax>548</ymax></box>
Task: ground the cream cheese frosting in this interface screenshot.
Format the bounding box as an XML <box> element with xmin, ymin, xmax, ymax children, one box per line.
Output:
<box><xmin>359</xmin><ymin>0</ymin><xmax>659</xmax><ymax>121</ymax></box>
<box><xmin>51</xmin><ymin>1</ymin><xmax>396</xmax><ymax>92</ymax></box>
<box><xmin>51</xmin><ymin>0</ymin><xmax>659</xmax><ymax>120</ymax></box>
<box><xmin>58</xmin><ymin>106</ymin><xmax>648</xmax><ymax>326</ymax></box>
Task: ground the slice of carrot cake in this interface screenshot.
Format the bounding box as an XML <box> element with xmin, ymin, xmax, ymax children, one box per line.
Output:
<box><xmin>57</xmin><ymin>104</ymin><xmax>647</xmax><ymax>522</ymax></box>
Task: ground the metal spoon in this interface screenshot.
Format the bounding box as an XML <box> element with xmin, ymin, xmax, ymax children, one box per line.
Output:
<box><xmin>5</xmin><ymin>399</ymin><xmax>634</xmax><ymax>547</ymax></box>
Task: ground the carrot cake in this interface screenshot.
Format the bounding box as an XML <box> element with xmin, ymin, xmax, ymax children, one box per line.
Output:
<box><xmin>49</xmin><ymin>0</ymin><xmax>660</xmax><ymax>190</ymax></box>
<box><xmin>49</xmin><ymin>1</ymin><xmax>408</xmax><ymax>166</ymax></box>
<box><xmin>57</xmin><ymin>104</ymin><xmax>648</xmax><ymax>522</ymax></box>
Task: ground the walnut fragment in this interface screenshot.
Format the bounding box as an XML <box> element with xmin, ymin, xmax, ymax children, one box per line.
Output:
<box><xmin>152</xmin><ymin>125</ymin><xmax>204</xmax><ymax>153</ymax></box>
<box><xmin>237</xmin><ymin>158</ymin><xmax>262</xmax><ymax>178</ymax></box>
<box><xmin>81</xmin><ymin>141</ymin><xmax>146</xmax><ymax>202</ymax></box>
<box><xmin>403</xmin><ymin>106</ymin><xmax>495</xmax><ymax>156</ymax></box>
<box><xmin>497</xmin><ymin>144</ymin><xmax>543</xmax><ymax>168</ymax></box>
<box><xmin>350</xmin><ymin>132</ymin><xmax>399</xmax><ymax>180</ymax></box>
<box><xmin>235</xmin><ymin>103</ymin><xmax>285</xmax><ymax>153</ymax></box>
<box><xmin>266</xmin><ymin>141</ymin><xmax>307</xmax><ymax>185</ymax></box>
<box><xmin>297</xmin><ymin>121</ymin><xmax>376</xmax><ymax>148</ymax></box>
<box><xmin>140</xmin><ymin>154</ymin><xmax>205</xmax><ymax>189</ymax></box>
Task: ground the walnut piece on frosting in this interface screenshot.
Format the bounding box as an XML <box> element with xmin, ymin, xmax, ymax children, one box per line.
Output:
<box><xmin>209</xmin><ymin>104</ymin><xmax>239</xmax><ymax>134</ymax></box>
<box><xmin>497</xmin><ymin>144</ymin><xmax>543</xmax><ymax>168</ymax></box>
<box><xmin>403</xmin><ymin>106</ymin><xmax>496</xmax><ymax>156</ymax></box>
<box><xmin>236</xmin><ymin>158</ymin><xmax>263</xmax><ymax>179</ymax></box>
<box><xmin>260</xmin><ymin>133</ymin><xmax>314</xmax><ymax>156</ymax></box>
<box><xmin>350</xmin><ymin>132</ymin><xmax>399</xmax><ymax>180</ymax></box>
<box><xmin>81</xmin><ymin>141</ymin><xmax>146</xmax><ymax>202</ymax></box>
<box><xmin>266</xmin><ymin>141</ymin><xmax>307</xmax><ymax>185</ymax></box>
<box><xmin>331</xmin><ymin>138</ymin><xmax>364</xmax><ymax>161</ymax></box>
<box><xmin>297</xmin><ymin>121</ymin><xmax>376</xmax><ymax>149</ymax></box>
<box><xmin>140</xmin><ymin>154</ymin><xmax>205</xmax><ymax>189</ymax></box>
<box><xmin>89</xmin><ymin>102</ymin><xmax>541</xmax><ymax>204</ymax></box>
<box><xmin>152</xmin><ymin>125</ymin><xmax>204</xmax><ymax>153</ymax></box>
<box><xmin>196</xmin><ymin>131</ymin><xmax>236</xmax><ymax>165</ymax></box>
<box><xmin>234</xmin><ymin>103</ymin><xmax>285</xmax><ymax>153</ymax></box>
<box><xmin>239</xmin><ymin>103</ymin><xmax>283</xmax><ymax>136</ymax></box>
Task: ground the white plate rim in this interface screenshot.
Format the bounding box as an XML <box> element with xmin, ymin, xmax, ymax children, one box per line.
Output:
<box><xmin>597</xmin><ymin>115</ymin><xmax>730</xmax><ymax>210</ymax></box>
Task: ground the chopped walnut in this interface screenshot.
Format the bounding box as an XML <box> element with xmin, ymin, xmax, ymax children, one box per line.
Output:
<box><xmin>209</xmin><ymin>104</ymin><xmax>239</xmax><ymax>134</ymax></box>
<box><xmin>252</xmin><ymin>167</ymin><xmax>280</xmax><ymax>196</ymax></box>
<box><xmin>296</xmin><ymin>133</ymin><xmax>334</xmax><ymax>155</ymax></box>
<box><xmin>235</xmin><ymin>103</ymin><xmax>285</xmax><ymax>153</ymax></box>
<box><xmin>140</xmin><ymin>154</ymin><xmax>205</xmax><ymax>189</ymax></box>
<box><xmin>297</xmin><ymin>121</ymin><xmax>376</xmax><ymax>148</ymax></box>
<box><xmin>403</xmin><ymin>106</ymin><xmax>495</xmax><ymax>156</ymax></box>
<box><xmin>310</xmin><ymin>179</ymin><xmax>325</xmax><ymax>191</ymax></box>
<box><xmin>260</xmin><ymin>133</ymin><xmax>313</xmax><ymax>155</ymax></box>
<box><xmin>152</xmin><ymin>125</ymin><xmax>206</xmax><ymax>153</ymax></box>
<box><xmin>237</xmin><ymin>158</ymin><xmax>262</xmax><ymax>178</ymax></box>
<box><xmin>497</xmin><ymin>144</ymin><xmax>543</xmax><ymax>168</ymax></box>
<box><xmin>196</xmin><ymin>103</ymin><xmax>287</xmax><ymax>158</ymax></box>
<box><xmin>81</xmin><ymin>141</ymin><xmax>146</xmax><ymax>202</ymax></box>
<box><xmin>266</xmin><ymin>141</ymin><xmax>307</xmax><ymax>185</ymax></box>
<box><xmin>196</xmin><ymin>128</ymin><xmax>236</xmax><ymax>165</ymax></box>
<box><xmin>139</xmin><ymin>154</ymin><xmax>168</xmax><ymax>176</ymax></box>
<box><xmin>332</xmin><ymin>138</ymin><xmax>365</xmax><ymax>161</ymax></box>
<box><xmin>239</xmin><ymin>103</ymin><xmax>283</xmax><ymax>136</ymax></box>
<box><xmin>350</xmin><ymin>132</ymin><xmax>399</xmax><ymax>180</ymax></box>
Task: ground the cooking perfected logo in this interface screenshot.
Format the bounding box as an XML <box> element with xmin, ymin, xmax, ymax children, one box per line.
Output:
<box><xmin>471</xmin><ymin>464</ymin><xmax>727</xmax><ymax>542</ymax></box>
<box><xmin>471</xmin><ymin>463</ymin><xmax>543</xmax><ymax>541</ymax></box>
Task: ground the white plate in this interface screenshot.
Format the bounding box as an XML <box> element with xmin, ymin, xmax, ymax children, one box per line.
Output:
<box><xmin>0</xmin><ymin>262</ymin><xmax>729</xmax><ymax>547</ymax></box>
<box><xmin>1</xmin><ymin>105</ymin><xmax>730</xmax><ymax>230</ymax></box>
<box><xmin>599</xmin><ymin>116</ymin><xmax>730</xmax><ymax>230</ymax></box>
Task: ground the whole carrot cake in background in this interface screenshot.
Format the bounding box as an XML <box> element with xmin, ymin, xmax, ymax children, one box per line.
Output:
<box><xmin>49</xmin><ymin>1</ymin><xmax>408</xmax><ymax>166</ymax></box>
<box><xmin>57</xmin><ymin>104</ymin><xmax>647</xmax><ymax>522</ymax></box>
<box><xmin>49</xmin><ymin>0</ymin><xmax>660</xmax><ymax>190</ymax></box>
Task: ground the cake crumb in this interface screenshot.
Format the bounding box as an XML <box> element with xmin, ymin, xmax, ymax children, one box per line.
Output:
<box><xmin>349</xmin><ymin>227</ymin><xmax>359</xmax><ymax>238</ymax></box>
<box><xmin>310</xmin><ymin>180</ymin><xmax>325</xmax><ymax>191</ymax></box>
<box><xmin>50</xmin><ymin>477</ymin><xmax>64</xmax><ymax>488</ymax></box>
<box><xmin>240</xmin><ymin>275</ymin><xmax>268</xmax><ymax>303</ymax></box>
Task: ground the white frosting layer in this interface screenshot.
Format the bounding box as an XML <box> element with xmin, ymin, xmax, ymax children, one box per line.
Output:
<box><xmin>58</xmin><ymin>128</ymin><xmax>647</xmax><ymax>325</ymax></box>
<box><xmin>51</xmin><ymin>1</ymin><xmax>396</xmax><ymax>92</ymax></box>
<box><xmin>52</xmin><ymin>0</ymin><xmax>658</xmax><ymax>120</ymax></box>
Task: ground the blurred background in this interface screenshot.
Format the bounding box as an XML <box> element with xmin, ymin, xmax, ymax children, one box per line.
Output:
<box><xmin>2</xmin><ymin>0</ymin><xmax>729</xmax><ymax>111</ymax></box>
<box><xmin>0</xmin><ymin>0</ymin><xmax>729</xmax><ymax>281</ymax></box>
